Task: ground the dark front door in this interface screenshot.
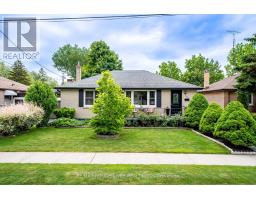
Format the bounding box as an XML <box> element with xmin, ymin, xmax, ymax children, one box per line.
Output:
<box><xmin>171</xmin><ymin>90</ymin><xmax>182</xmax><ymax>115</ymax></box>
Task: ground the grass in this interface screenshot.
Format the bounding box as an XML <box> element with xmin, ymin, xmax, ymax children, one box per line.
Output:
<box><xmin>0</xmin><ymin>128</ymin><xmax>229</xmax><ymax>153</ymax></box>
<box><xmin>0</xmin><ymin>163</ymin><xmax>255</xmax><ymax>184</ymax></box>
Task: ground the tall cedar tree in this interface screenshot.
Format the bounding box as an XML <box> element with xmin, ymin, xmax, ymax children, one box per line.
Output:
<box><xmin>8</xmin><ymin>60</ymin><xmax>31</xmax><ymax>85</ymax></box>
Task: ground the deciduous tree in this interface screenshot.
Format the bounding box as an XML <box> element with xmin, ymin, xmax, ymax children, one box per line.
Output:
<box><xmin>182</xmin><ymin>54</ymin><xmax>224</xmax><ymax>86</ymax></box>
<box><xmin>157</xmin><ymin>61</ymin><xmax>182</xmax><ymax>80</ymax></box>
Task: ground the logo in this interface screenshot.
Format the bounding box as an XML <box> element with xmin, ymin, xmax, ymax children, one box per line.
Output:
<box><xmin>2</xmin><ymin>17</ymin><xmax>39</xmax><ymax>60</ymax></box>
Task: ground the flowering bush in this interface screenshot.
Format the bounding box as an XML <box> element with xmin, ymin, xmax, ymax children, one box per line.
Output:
<box><xmin>0</xmin><ymin>103</ymin><xmax>44</xmax><ymax>136</ymax></box>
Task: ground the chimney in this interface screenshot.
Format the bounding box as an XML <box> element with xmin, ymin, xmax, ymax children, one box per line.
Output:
<box><xmin>76</xmin><ymin>62</ymin><xmax>81</xmax><ymax>82</ymax></box>
<box><xmin>204</xmin><ymin>70</ymin><xmax>210</xmax><ymax>88</ymax></box>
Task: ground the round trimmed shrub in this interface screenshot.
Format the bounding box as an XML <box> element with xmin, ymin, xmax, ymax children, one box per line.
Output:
<box><xmin>199</xmin><ymin>103</ymin><xmax>223</xmax><ymax>134</ymax></box>
<box><xmin>184</xmin><ymin>93</ymin><xmax>208</xmax><ymax>129</ymax></box>
<box><xmin>214</xmin><ymin>101</ymin><xmax>256</xmax><ymax>147</ymax></box>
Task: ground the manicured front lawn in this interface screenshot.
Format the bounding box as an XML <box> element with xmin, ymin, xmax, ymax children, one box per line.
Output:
<box><xmin>0</xmin><ymin>128</ymin><xmax>229</xmax><ymax>153</ymax></box>
<box><xmin>0</xmin><ymin>164</ymin><xmax>255</xmax><ymax>184</ymax></box>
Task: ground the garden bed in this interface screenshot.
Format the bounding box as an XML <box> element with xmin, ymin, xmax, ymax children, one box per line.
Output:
<box><xmin>201</xmin><ymin>131</ymin><xmax>255</xmax><ymax>153</ymax></box>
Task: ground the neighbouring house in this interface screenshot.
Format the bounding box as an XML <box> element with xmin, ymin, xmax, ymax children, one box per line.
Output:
<box><xmin>56</xmin><ymin>66</ymin><xmax>201</xmax><ymax>118</ymax></box>
<box><xmin>199</xmin><ymin>71</ymin><xmax>256</xmax><ymax>112</ymax></box>
<box><xmin>0</xmin><ymin>76</ymin><xmax>28</xmax><ymax>106</ymax></box>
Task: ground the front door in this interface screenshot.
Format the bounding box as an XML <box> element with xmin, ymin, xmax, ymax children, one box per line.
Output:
<box><xmin>171</xmin><ymin>90</ymin><xmax>182</xmax><ymax>115</ymax></box>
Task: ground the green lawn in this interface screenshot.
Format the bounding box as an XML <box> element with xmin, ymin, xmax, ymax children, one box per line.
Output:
<box><xmin>0</xmin><ymin>164</ymin><xmax>255</xmax><ymax>184</ymax></box>
<box><xmin>0</xmin><ymin>127</ymin><xmax>229</xmax><ymax>153</ymax></box>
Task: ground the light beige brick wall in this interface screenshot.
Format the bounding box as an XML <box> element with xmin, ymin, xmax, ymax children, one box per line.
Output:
<box><xmin>60</xmin><ymin>89</ymin><xmax>94</xmax><ymax>119</ymax></box>
<box><xmin>202</xmin><ymin>91</ymin><xmax>226</xmax><ymax>108</ymax></box>
<box><xmin>182</xmin><ymin>89</ymin><xmax>197</xmax><ymax>110</ymax></box>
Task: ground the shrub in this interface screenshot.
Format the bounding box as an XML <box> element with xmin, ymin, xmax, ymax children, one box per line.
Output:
<box><xmin>53</xmin><ymin>107</ymin><xmax>75</xmax><ymax>118</ymax></box>
<box><xmin>214</xmin><ymin>101</ymin><xmax>256</xmax><ymax>147</ymax></box>
<box><xmin>49</xmin><ymin>118</ymin><xmax>87</xmax><ymax>128</ymax></box>
<box><xmin>252</xmin><ymin>113</ymin><xmax>256</xmax><ymax>121</ymax></box>
<box><xmin>0</xmin><ymin>103</ymin><xmax>44</xmax><ymax>136</ymax></box>
<box><xmin>184</xmin><ymin>93</ymin><xmax>208</xmax><ymax>129</ymax></box>
<box><xmin>199</xmin><ymin>103</ymin><xmax>223</xmax><ymax>134</ymax></box>
<box><xmin>90</xmin><ymin>71</ymin><xmax>134</xmax><ymax>135</ymax></box>
<box><xmin>25</xmin><ymin>81</ymin><xmax>57</xmax><ymax>126</ymax></box>
<box><xmin>125</xmin><ymin>114</ymin><xmax>184</xmax><ymax>127</ymax></box>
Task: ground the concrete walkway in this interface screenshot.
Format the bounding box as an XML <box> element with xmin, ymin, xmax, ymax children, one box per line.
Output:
<box><xmin>0</xmin><ymin>152</ymin><xmax>256</xmax><ymax>166</ymax></box>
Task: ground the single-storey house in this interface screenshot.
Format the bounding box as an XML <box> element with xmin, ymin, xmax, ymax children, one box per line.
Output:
<box><xmin>0</xmin><ymin>76</ymin><xmax>28</xmax><ymax>106</ymax></box>
<box><xmin>199</xmin><ymin>71</ymin><xmax>256</xmax><ymax>112</ymax></box>
<box><xmin>57</xmin><ymin>66</ymin><xmax>201</xmax><ymax>118</ymax></box>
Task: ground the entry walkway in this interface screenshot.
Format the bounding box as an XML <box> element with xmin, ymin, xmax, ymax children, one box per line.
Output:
<box><xmin>0</xmin><ymin>152</ymin><xmax>256</xmax><ymax>166</ymax></box>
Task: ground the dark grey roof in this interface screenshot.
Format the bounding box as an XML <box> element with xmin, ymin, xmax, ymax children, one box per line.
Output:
<box><xmin>57</xmin><ymin>70</ymin><xmax>201</xmax><ymax>89</ymax></box>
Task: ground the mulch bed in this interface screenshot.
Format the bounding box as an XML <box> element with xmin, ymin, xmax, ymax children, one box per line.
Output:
<box><xmin>202</xmin><ymin>132</ymin><xmax>255</xmax><ymax>153</ymax></box>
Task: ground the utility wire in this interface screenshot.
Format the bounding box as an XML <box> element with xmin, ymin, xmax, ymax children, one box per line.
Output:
<box><xmin>0</xmin><ymin>29</ymin><xmax>62</xmax><ymax>77</ymax></box>
<box><xmin>0</xmin><ymin>14</ymin><xmax>178</xmax><ymax>23</ymax></box>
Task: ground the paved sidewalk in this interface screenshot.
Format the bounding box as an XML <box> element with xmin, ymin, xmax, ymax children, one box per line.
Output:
<box><xmin>0</xmin><ymin>152</ymin><xmax>256</xmax><ymax>166</ymax></box>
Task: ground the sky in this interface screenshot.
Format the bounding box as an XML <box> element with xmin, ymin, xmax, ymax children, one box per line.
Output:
<box><xmin>0</xmin><ymin>14</ymin><xmax>256</xmax><ymax>83</ymax></box>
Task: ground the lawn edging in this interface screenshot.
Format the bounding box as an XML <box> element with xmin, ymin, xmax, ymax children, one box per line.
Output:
<box><xmin>191</xmin><ymin>129</ymin><xmax>233</xmax><ymax>154</ymax></box>
<box><xmin>192</xmin><ymin>129</ymin><xmax>256</xmax><ymax>155</ymax></box>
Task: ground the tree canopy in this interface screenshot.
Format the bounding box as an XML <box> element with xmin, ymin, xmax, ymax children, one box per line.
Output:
<box><xmin>182</xmin><ymin>54</ymin><xmax>224</xmax><ymax>87</ymax></box>
<box><xmin>235</xmin><ymin>34</ymin><xmax>256</xmax><ymax>103</ymax></box>
<box><xmin>30</xmin><ymin>68</ymin><xmax>58</xmax><ymax>88</ymax></box>
<box><xmin>52</xmin><ymin>44</ymin><xmax>87</xmax><ymax>78</ymax></box>
<box><xmin>83</xmin><ymin>40</ymin><xmax>122</xmax><ymax>78</ymax></box>
<box><xmin>225</xmin><ymin>42</ymin><xmax>256</xmax><ymax>76</ymax></box>
<box><xmin>0</xmin><ymin>62</ymin><xmax>10</xmax><ymax>78</ymax></box>
<box><xmin>157</xmin><ymin>61</ymin><xmax>182</xmax><ymax>80</ymax></box>
<box><xmin>8</xmin><ymin>60</ymin><xmax>31</xmax><ymax>85</ymax></box>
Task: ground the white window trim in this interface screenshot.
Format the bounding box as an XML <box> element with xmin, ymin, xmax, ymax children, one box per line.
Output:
<box><xmin>84</xmin><ymin>89</ymin><xmax>95</xmax><ymax>108</ymax></box>
<box><xmin>125</xmin><ymin>90</ymin><xmax>157</xmax><ymax>108</ymax></box>
<box><xmin>249</xmin><ymin>93</ymin><xmax>254</xmax><ymax>106</ymax></box>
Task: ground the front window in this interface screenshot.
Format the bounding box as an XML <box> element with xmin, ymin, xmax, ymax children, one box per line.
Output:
<box><xmin>85</xmin><ymin>90</ymin><xmax>95</xmax><ymax>106</ymax></box>
<box><xmin>149</xmin><ymin>91</ymin><xmax>155</xmax><ymax>105</ymax></box>
<box><xmin>134</xmin><ymin>91</ymin><xmax>147</xmax><ymax>105</ymax></box>
<box><xmin>126</xmin><ymin>90</ymin><xmax>156</xmax><ymax>107</ymax></box>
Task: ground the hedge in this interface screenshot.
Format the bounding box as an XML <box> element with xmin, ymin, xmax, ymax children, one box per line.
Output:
<box><xmin>53</xmin><ymin>107</ymin><xmax>75</xmax><ymax>119</ymax></box>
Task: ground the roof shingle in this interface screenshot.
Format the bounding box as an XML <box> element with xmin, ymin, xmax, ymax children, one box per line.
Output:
<box><xmin>200</xmin><ymin>74</ymin><xmax>239</xmax><ymax>92</ymax></box>
<box><xmin>0</xmin><ymin>76</ymin><xmax>28</xmax><ymax>91</ymax></box>
<box><xmin>57</xmin><ymin>70</ymin><xmax>201</xmax><ymax>89</ymax></box>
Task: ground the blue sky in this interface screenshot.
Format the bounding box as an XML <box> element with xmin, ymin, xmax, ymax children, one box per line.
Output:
<box><xmin>1</xmin><ymin>14</ymin><xmax>256</xmax><ymax>82</ymax></box>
